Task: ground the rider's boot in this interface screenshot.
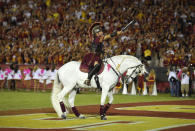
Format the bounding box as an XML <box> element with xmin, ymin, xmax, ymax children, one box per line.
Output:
<box><xmin>84</xmin><ymin>64</ymin><xmax>100</xmax><ymax>86</ymax></box>
<box><xmin>95</xmin><ymin>75</ymin><xmax>101</xmax><ymax>91</ymax></box>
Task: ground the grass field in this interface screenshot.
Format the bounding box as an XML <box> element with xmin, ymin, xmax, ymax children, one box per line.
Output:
<box><xmin>0</xmin><ymin>90</ymin><xmax>194</xmax><ymax>111</ymax></box>
<box><xmin>0</xmin><ymin>90</ymin><xmax>195</xmax><ymax>131</ymax></box>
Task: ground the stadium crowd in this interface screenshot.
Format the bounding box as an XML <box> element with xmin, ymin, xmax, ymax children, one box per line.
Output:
<box><xmin>0</xmin><ymin>0</ymin><xmax>195</xmax><ymax>94</ymax></box>
<box><xmin>0</xmin><ymin>0</ymin><xmax>194</xmax><ymax>67</ymax></box>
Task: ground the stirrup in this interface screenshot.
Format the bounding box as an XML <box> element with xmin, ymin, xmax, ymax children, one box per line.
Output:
<box><xmin>84</xmin><ymin>79</ymin><xmax>91</xmax><ymax>86</ymax></box>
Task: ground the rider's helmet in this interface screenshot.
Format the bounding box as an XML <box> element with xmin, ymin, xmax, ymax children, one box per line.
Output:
<box><xmin>89</xmin><ymin>22</ymin><xmax>103</xmax><ymax>40</ymax></box>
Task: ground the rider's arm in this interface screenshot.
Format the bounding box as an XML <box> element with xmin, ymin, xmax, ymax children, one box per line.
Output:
<box><xmin>104</xmin><ymin>31</ymin><xmax>122</xmax><ymax>40</ymax></box>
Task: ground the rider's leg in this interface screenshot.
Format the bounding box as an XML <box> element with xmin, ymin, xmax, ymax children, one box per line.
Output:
<box><xmin>95</xmin><ymin>75</ymin><xmax>101</xmax><ymax>90</ymax></box>
<box><xmin>84</xmin><ymin>61</ymin><xmax>101</xmax><ymax>85</ymax></box>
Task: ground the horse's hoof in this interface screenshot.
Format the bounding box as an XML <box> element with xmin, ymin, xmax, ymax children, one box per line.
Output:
<box><xmin>101</xmin><ymin>115</ymin><xmax>107</xmax><ymax>120</ymax></box>
<box><xmin>79</xmin><ymin>114</ymin><xmax>85</xmax><ymax>119</ymax></box>
<box><xmin>61</xmin><ymin>114</ymin><xmax>66</xmax><ymax>119</ymax></box>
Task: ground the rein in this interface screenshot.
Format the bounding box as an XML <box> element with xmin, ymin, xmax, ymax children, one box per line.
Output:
<box><xmin>107</xmin><ymin>57</ymin><xmax>122</xmax><ymax>77</ymax></box>
<box><xmin>103</xmin><ymin>53</ymin><xmax>121</xmax><ymax>78</ymax></box>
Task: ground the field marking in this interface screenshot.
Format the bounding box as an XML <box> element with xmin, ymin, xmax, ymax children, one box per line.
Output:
<box><xmin>1</xmin><ymin>113</ymin><xmax>195</xmax><ymax>131</ymax></box>
<box><xmin>116</xmin><ymin>105</ymin><xmax>195</xmax><ymax>113</ymax></box>
<box><xmin>146</xmin><ymin>123</ymin><xmax>195</xmax><ymax>131</ymax></box>
<box><xmin>71</xmin><ymin>121</ymin><xmax>144</xmax><ymax>130</ymax></box>
<box><xmin>0</xmin><ymin>113</ymin><xmax>52</xmax><ymax>117</ymax></box>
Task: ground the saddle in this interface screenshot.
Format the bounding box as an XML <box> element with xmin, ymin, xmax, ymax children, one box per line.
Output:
<box><xmin>80</xmin><ymin>53</ymin><xmax>104</xmax><ymax>75</ymax></box>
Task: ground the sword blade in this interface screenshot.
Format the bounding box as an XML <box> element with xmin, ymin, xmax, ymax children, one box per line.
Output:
<box><xmin>122</xmin><ymin>20</ymin><xmax>135</xmax><ymax>31</ymax></box>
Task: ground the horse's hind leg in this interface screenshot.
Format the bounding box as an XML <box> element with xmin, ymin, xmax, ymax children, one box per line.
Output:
<box><xmin>68</xmin><ymin>89</ymin><xmax>85</xmax><ymax>119</ymax></box>
<box><xmin>57</xmin><ymin>86</ymin><xmax>73</xmax><ymax>119</ymax></box>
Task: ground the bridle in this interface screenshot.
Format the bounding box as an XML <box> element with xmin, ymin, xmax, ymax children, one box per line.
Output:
<box><xmin>125</xmin><ymin>64</ymin><xmax>143</xmax><ymax>83</ymax></box>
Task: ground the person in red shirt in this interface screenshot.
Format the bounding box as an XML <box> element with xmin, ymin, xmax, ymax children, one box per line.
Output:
<box><xmin>146</xmin><ymin>69</ymin><xmax>156</xmax><ymax>95</ymax></box>
<box><xmin>137</xmin><ymin>74</ymin><xmax>145</xmax><ymax>95</ymax></box>
<box><xmin>83</xmin><ymin>22</ymin><xmax>122</xmax><ymax>86</ymax></box>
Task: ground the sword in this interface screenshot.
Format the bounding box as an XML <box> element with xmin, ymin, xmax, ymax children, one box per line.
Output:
<box><xmin>121</xmin><ymin>20</ymin><xmax>136</xmax><ymax>32</ymax></box>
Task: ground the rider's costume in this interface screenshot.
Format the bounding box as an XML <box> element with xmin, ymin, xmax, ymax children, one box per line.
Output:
<box><xmin>83</xmin><ymin>22</ymin><xmax>103</xmax><ymax>86</ymax></box>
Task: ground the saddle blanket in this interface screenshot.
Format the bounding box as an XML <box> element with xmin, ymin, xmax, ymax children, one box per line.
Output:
<box><xmin>80</xmin><ymin>53</ymin><xmax>104</xmax><ymax>75</ymax></box>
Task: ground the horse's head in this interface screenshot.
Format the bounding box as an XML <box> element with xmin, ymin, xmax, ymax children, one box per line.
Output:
<box><xmin>139</xmin><ymin>64</ymin><xmax>148</xmax><ymax>75</ymax></box>
<box><xmin>125</xmin><ymin>64</ymin><xmax>148</xmax><ymax>83</ymax></box>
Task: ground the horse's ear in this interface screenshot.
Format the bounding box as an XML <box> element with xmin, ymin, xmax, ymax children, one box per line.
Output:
<box><xmin>142</xmin><ymin>64</ymin><xmax>148</xmax><ymax>74</ymax></box>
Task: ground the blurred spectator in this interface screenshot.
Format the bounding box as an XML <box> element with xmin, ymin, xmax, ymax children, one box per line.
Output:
<box><xmin>181</xmin><ymin>67</ymin><xmax>190</xmax><ymax>97</ymax></box>
<box><xmin>6</xmin><ymin>64</ymin><xmax>15</xmax><ymax>90</ymax></box>
<box><xmin>137</xmin><ymin>74</ymin><xmax>145</xmax><ymax>95</ymax></box>
<box><xmin>32</xmin><ymin>65</ymin><xmax>41</xmax><ymax>91</ymax></box>
<box><xmin>23</xmin><ymin>67</ymin><xmax>32</xmax><ymax>91</ymax></box>
<box><xmin>39</xmin><ymin>65</ymin><xmax>50</xmax><ymax>91</ymax></box>
<box><xmin>13</xmin><ymin>65</ymin><xmax>22</xmax><ymax>90</ymax></box>
<box><xmin>168</xmin><ymin>66</ymin><xmax>177</xmax><ymax>96</ymax></box>
<box><xmin>176</xmin><ymin>66</ymin><xmax>182</xmax><ymax>97</ymax></box>
<box><xmin>0</xmin><ymin>67</ymin><xmax>6</xmax><ymax>90</ymax></box>
<box><xmin>188</xmin><ymin>64</ymin><xmax>194</xmax><ymax>96</ymax></box>
<box><xmin>49</xmin><ymin>65</ymin><xmax>58</xmax><ymax>86</ymax></box>
<box><xmin>146</xmin><ymin>69</ymin><xmax>156</xmax><ymax>95</ymax></box>
<box><xmin>144</xmin><ymin>47</ymin><xmax>152</xmax><ymax>65</ymax></box>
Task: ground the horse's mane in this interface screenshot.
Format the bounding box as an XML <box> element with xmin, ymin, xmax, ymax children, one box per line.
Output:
<box><xmin>117</xmin><ymin>55</ymin><xmax>138</xmax><ymax>60</ymax></box>
<box><xmin>105</xmin><ymin>55</ymin><xmax>140</xmax><ymax>63</ymax></box>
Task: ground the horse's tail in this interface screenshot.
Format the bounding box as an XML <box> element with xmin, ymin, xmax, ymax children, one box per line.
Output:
<box><xmin>51</xmin><ymin>72</ymin><xmax>65</xmax><ymax>117</ymax></box>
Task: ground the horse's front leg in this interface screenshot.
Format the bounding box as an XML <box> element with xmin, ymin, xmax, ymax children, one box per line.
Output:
<box><xmin>104</xmin><ymin>91</ymin><xmax>113</xmax><ymax>114</ymax></box>
<box><xmin>68</xmin><ymin>89</ymin><xmax>85</xmax><ymax>119</ymax></box>
<box><xmin>100</xmin><ymin>87</ymin><xmax>109</xmax><ymax>120</ymax></box>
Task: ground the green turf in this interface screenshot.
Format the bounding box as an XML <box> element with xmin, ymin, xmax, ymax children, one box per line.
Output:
<box><xmin>0</xmin><ymin>90</ymin><xmax>194</xmax><ymax>111</ymax></box>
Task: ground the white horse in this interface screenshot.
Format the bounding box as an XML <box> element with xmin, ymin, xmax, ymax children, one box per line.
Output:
<box><xmin>51</xmin><ymin>55</ymin><xmax>147</xmax><ymax>120</ymax></box>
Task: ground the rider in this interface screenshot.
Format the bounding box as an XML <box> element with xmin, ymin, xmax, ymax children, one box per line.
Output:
<box><xmin>84</xmin><ymin>22</ymin><xmax>122</xmax><ymax>86</ymax></box>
